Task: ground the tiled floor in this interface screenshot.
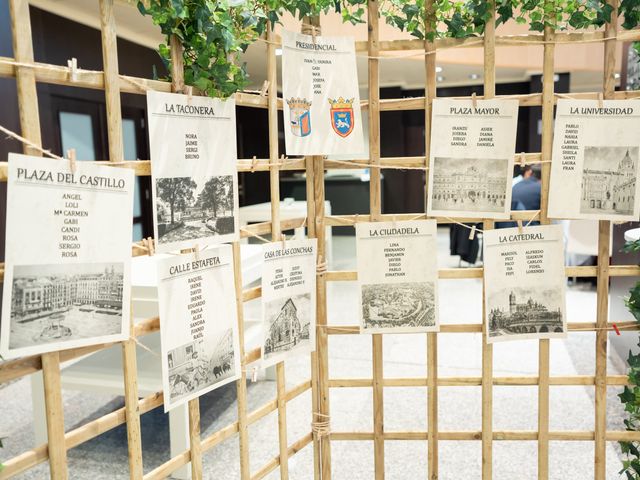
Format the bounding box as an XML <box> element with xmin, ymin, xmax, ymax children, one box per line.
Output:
<box><xmin>0</xmin><ymin>229</ymin><xmax>633</xmax><ymax>479</ymax></box>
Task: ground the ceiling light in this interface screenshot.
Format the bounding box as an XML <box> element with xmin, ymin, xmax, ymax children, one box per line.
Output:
<box><xmin>437</xmin><ymin>76</ymin><xmax>445</xmax><ymax>82</ymax></box>
<box><xmin>615</xmin><ymin>73</ymin><xmax>621</xmax><ymax>79</ymax></box>
<box><xmin>275</xmin><ymin>48</ymin><xmax>283</xmax><ymax>56</ymax></box>
<box><xmin>435</xmin><ymin>66</ymin><xmax>443</xmax><ymax>73</ymax></box>
<box><xmin>469</xmin><ymin>73</ymin><xmax>479</xmax><ymax>80</ymax></box>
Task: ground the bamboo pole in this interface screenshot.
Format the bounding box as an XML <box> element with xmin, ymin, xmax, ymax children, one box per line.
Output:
<box><xmin>537</xmin><ymin>1</ymin><xmax>556</xmax><ymax>476</ymax></box>
<box><xmin>267</xmin><ymin>19</ymin><xmax>290</xmax><ymax>480</ymax></box>
<box><xmin>40</xmin><ymin>352</ymin><xmax>68</xmax><ymax>479</ymax></box>
<box><xmin>482</xmin><ymin>3</ymin><xmax>496</xmax><ymax>478</ymax></box>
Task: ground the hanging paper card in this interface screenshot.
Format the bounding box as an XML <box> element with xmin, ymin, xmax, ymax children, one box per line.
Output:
<box><xmin>157</xmin><ymin>246</ymin><xmax>241</xmax><ymax>411</ymax></box>
<box><xmin>356</xmin><ymin>220</ymin><xmax>439</xmax><ymax>333</ymax></box>
<box><xmin>147</xmin><ymin>91</ymin><xmax>239</xmax><ymax>252</ymax></box>
<box><xmin>0</xmin><ymin>153</ymin><xmax>134</xmax><ymax>358</ymax></box>
<box><xmin>282</xmin><ymin>30</ymin><xmax>364</xmax><ymax>155</ymax></box>
<box><xmin>548</xmin><ymin>99</ymin><xmax>640</xmax><ymax>220</ymax></box>
<box><xmin>483</xmin><ymin>224</ymin><xmax>567</xmax><ymax>343</ymax></box>
<box><xmin>260</xmin><ymin>238</ymin><xmax>317</xmax><ymax>367</ymax></box>
<box><xmin>427</xmin><ymin>98</ymin><xmax>519</xmax><ymax>219</ymax></box>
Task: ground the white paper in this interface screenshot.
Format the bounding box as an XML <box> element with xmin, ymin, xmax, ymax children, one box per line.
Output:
<box><xmin>356</xmin><ymin>220</ymin><xmax>439</xmax><ymax>333</ymax></box>
<box><xmin>260</xmin><ymin>238</ymin><xmax>317</xmax><ymax>368</ymax></box>
<box><xmin>147</xmin><ymin>91</ymin><xmax>239</xmax><ymax>252</ymax></box>
<box><xmin>548</xmin><ymin>99</ymin><xmax>640</xmax><ymax>220</ymax></box>
<box><xmin>427</xmin><ymin>98</ymin><xmax>519</xmax><ymax>219</ymax></box>
<box><xmin>1</xmin><ymin>153</ymin><xmax>134</xmax><ymax>358</ymax></box>
<box><xmin>157</xmin><ymin>246</ymin><xmax>240</xmax><ymax>411</ymax></box>
<box><xmin>483</xmin><ymin>224</ymin><xmax>567</xmax><ymax>343</ymax></box>
<box><xmin>282</xmin><ymin>30</ymin><xmax>364</xmax><ymax>156</ymax></box>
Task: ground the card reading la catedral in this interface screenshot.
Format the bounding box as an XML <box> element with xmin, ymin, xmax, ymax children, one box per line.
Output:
<box><xmin>356</xmin><ymin>220</ymin><xmax>439</xmax><ymax>334</ymax></box>
<box><xmin>260</xmin><ymin>238</ymin><xmax>317</xmax><ymax>368</ymax></box>
<box><xmin>427</xmin><ymin>98</ymin><xmax>519</xmax><ymax>219</ymax></box>
<box><xmin>281</xmin><ymin>30</ymin><xmax>364</xmax><ymax>156</ymax></box>
<box><xmin>1</xmin><ymin>153</ymin><xmax>134</xmax><ymax>358</ymax></box>
<box><xmin>548</xmin><ymin>99</ymin><xmax>640</xmax><ymax>221</ymax></box>
<box><xmin>483</xmin><ymin>224</ymin><xmax>567</xmax><ymax>343</ymax></box>
<box><xmin>157</xmin><ymin>246</ymin><xmax>241</xmax><ymax>412</ymax></box>
<box><xmin>147</xmin><ymin>90</ymin><xmax>239</xmax><ymax>252</ymax></box>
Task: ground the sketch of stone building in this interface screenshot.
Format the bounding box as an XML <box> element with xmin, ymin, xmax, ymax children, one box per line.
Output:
<box><xmin>264</xmin><ymin>295</ymin><xmax>311</xmax><ymax>358</ymax></box>
<box><xmin>488</xmin><ymin>290</ymin><xmax>563</xmax><ymax>338</ymax></box>
<box><xmin>581</xmin><ymin>146</ymin><xmax>638</xmax><ymax>215</ymax></box>
<box><xmin>9</xmin><ymin>263</ymin><xmax>124</xmax><ymax>349</ymax></box>
<box><xmin>362</xmin><ymin>282</ymin><xmax>435</xmax><ymax>329</ymax></box>
<box><xmin>431</xmin><ymin>157</ymin><xmax>508</xmax><ymax>213</ymax></box>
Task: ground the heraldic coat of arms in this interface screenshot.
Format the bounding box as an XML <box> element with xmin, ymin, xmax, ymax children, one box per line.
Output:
<box><xmin>328</xmin><ymin>97</ymin><xmax>355</xmax><ymax>137</ymax></box>
<box><xmin>286</xmin><ymin>97</ymin><xmax>312</xmax><ymax>137</ymax></box>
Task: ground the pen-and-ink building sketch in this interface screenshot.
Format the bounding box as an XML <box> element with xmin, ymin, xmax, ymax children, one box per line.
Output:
<box><xmin>488</xmin><ymin>289</ymin><xmax>563</xmax><ymax>338</ymax></box>
<box><xmin>580</xmin><ymin>146</ymin><xmax>638</xmax><ymax>215</ymax></box>
<box><xmin>264</xmin><ymin>294</ymin><xmax>311</xmax><ymax>359</ymax></box>
<box><xmin>9</xmin><ymin>263</ymin><xmax>124</xmax><ymax>348</ymax></box>
<box><xmin>362</xmin><ymin>282</ymin><xmax>435</xmax><ymax>330</ymax></box>
<box><xmin>167</xmin><ymin>328</ymin><xmax>235</xmax><ymax>402</ymax></box>
<box><xmin>431</xmin><ymin>157</ymin><xmax>509</xmax><ymax>212</ymax></box>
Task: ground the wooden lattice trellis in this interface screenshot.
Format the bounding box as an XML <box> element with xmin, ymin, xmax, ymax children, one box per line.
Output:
<box><xmin>2</xmin><ymin>0</ymin><xmax>640</xmax><ymax>479</ymax></box>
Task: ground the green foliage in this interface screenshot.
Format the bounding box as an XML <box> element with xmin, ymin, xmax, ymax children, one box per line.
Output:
<box><xmin>620</xmin><ymin>241</ymin><xmax>640</xmax><ymax>479</ymax></box>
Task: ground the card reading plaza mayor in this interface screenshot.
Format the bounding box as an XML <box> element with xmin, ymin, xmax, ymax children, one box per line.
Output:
<box><xmin>427</xmin><ymin>98</ymin><xmax>519</xmax><ymax>219</ymax></box>
<box><xmin>260</xmin><ymin>238</ymin><xmax>317</xmax><ymax>368</ymax></box>
<box><xmin>281</xmin><ymin>30</ymin><xmax>364</xmax><ymax>155</ymax></box>
<box><xmin>147</xmin><ymin>90</ymin><xmax>239</xmax><ymax>253</ymax></box>
<box><xmin>548</xmin><ymin>99</ymin><xmax>640</xmax><ymax>221</ymax></box>
<box><xmin>356</xmin><ymin>220</ymin><xmax>439</xmax><ymax>334</ymax></box>
<box><xmin>157</xmin><ymin>246</ymin><xmax>241</xmax><ymax>411</ymax></box>
<box><xmin>1</xmin><ymin>153</ymin><xmax>134</xmax><ymax>358</ymax></box>
<box><xmin>483</xmin><ymin>224</ymin><xmax>567</xmax><ymax>343</ymax></box>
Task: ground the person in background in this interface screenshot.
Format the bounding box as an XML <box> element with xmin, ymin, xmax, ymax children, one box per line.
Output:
<box><xmin>496</xmin><ymin>165</ymin><xmax>541</xmax><ymax>228</ymax></box>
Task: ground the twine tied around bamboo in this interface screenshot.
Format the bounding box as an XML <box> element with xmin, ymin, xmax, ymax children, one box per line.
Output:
<box><xmin>311</xmin><ymin>412</ymin><xmax>330</xmax><ymax>438</ymax></box>
<box><xmin>316</xmin><ymin>255</ymin><xmax>327</xmax><ymax>275</ymax></box>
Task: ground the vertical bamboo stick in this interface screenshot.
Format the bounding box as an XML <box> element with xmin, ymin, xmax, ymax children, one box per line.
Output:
<box><xmin>40</xmin><ymin>352</ymin><xmax>68</xmax><ymax>480</ymax></box>
<box><xmin>98</xmin><ymin>2</ymin><xmax>144</xmax><ymax>477</ymax></box>
<box><xmin>482</xmin><ymin>3</ymin><xmax>496</xmax><ymax>479</ymax></box>
<box><xmin>595</xmin><ymin>1</ymin><xmax>618</xmax><ymax>477</ymax></box>
<box><xmin>9</xmin><ymin>2</ymin><xmax>68</xmax><ymax>478</ymax></box>
<box><xmin>537</xmin><ymin>1</ymin><xmax>556</xmax><ymax>477</ymax></box>
<box><xmin>8</xmin><ymin>0</ymin><xmax>41</xmax><ymax>155</ymax></box>
<box><xmin>99</xmin><ymin>0</ymin><xmax>124</xmax><ymax>163</ymax></box>
<box><xmin>305</xmin><ymin>155</ymin><xmax>321</xmax><ymax>480</ymax></box>
<box><xmin>424</xmin><ymin>2</ymin><xmax>438</xmax><ymax>478</ymax></box>
<box><xmin>367</xmin><ymin>2</ymin><xmax>384</xmax><ymax>479</ymax></box>
<box><xmin>266</xmin><ymin>21</ymin><xmax>290</xmax><ymax>480</ymax></box>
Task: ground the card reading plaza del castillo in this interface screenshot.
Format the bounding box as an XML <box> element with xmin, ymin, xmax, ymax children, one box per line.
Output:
<box><xmin>1</xmin><ymin>153</ymin><xmax>134</xmax><ymax>359</ymax></box>
<box><xmin>282</xmin><ymin>30</ymin><xmax>364</xmax><ymax>156</ymax></box>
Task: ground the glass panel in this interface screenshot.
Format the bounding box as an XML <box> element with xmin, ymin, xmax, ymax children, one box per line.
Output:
<box><xmin>133</xmin><ymin>223</ymin><xmax>143</xmax><ymax>242</ymax></box>
<box><xmin>59</xmin><ymin>112</ymin><xmax>96</xmax><ymax>161</ymax></box>
<box><xmin>123</xmin><ymin>119</ymin><xmax>143</xmax><ymax>218</ymax></box>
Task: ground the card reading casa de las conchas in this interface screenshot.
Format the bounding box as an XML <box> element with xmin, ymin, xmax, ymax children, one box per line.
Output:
<box><xmin>147</xmin><ymin>91</ymin><xmax>239</xmax><ymax>253</ymax></box>
<box><xmin>483</xmin><ymin>224</ymin><xmax>567</xmax><ymax>343</ymax></box>
<box><xmin>427</xmin><ymin>98</ymin><xmax>519</xmax><ymax>219</ymax></box>
<box><xmin>356</xmin><ymin>220</ymin><xmax>439</xmax><ymax>334</ymax></box>
<box><xmin>548</xmin><ymin>99</ymin><xmax>640</xmax><ymax>221</ymax></box>
<box><xmin>260</xmin><ymin>238</ymin><xmax>317</xmax><ymax>368</ymax></box>
<box><xmin>157</xmin><ymin>246</ymin><xmax>241</xmax><ymax>412</ymax></box>
<box><xmin>282</xmin><ymin>30</ymin><xmax>364</xmax><ymax>155</ymax></box>
<box><xmin>1</xmin><ymin>153</ymin><xmax>134</xmax><ymax>358</ymax></box>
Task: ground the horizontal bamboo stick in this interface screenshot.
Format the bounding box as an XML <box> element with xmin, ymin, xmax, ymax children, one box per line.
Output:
<box><xmin>249</xmin><ymin>433</ymin><xmax>313</xmax><ymax>480</ymax></box>
<box><xmin>329</xmin><ymin>430</ymin><xmax>640</xmax><ymax>441</ymax></box>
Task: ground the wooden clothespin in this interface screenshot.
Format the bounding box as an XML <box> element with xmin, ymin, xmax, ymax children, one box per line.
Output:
<box><xmin>251</xmin><ymin>155</ymin><xmax>258</xmax><ymax>172</ymax></box>
<box><xmin>520</xmin><ymin>152</ymin><xmax>526</xmax><ymax>168</ymax></box>
<box><xmin>597</xmin><ymin>92</ymin><xmax>604</xmax><ymax>109</ymax></box>
<box><xmin>279</xmin><ymin>153</ymin><xmax>285</xmax><ymax>168</ymax></box>
<box><xmin>354</xmin><ymin>213</ymin><xmax>359</xmax><ymax>227</ymax></box>
<box><xmin>193</xmin><ymin>244</ymin><xmax>200</xmax><ymax>260</ymax></box>
<box><xmin>392</xmin><ymin>214</ymin><xmax>398</xmax><ymax>227</ymax></box>
<box><xmin>471</xmin><ymin>92</ymin><xmax>477</xmax><ymax>110</ymax></box>
<box><xmin>281</xmin><ymin>233</ymin><xmax>287</xmax><ymax>250</ymax></box>
<box><xmin>67</xmin><ymin>57</ymin><xmax>78</xmax><ymax>82</ymax></box>
<box><xmin>146</xmin><ymin>236</ymin><xmax>155</xmax><ymax>256</ymax></box>
<box><xmin>251</xmin><ymin>367</ymin><xmax>258</xmax><ymax>382</ymax></box>
<box><xmin>260</xmin><ymin>80</ymin><xmax>270</xmax><ymax>97</ymax></box>
<box><xmin>468</xmin><ymin>225</ymin><xmax>476</xmax><ymax>240</ymax></box>
<box><xmin>517</xmin><ymin>220</ymin><xmax>524</xmax><ymax>234</ymax></box>
<box><xmin>185</xmin><ymin>86</ymin><xmax>193</xmax><ymax>105</ymax></box>
<box><xmin>311</xmin><ymin>25</ymin><xmax>318</xmax><ymax>44</ymax></box>
<box><xmin>66</xmin><ymin>148</ymin><xmax>77</xmax><ymax>174</ymax></box>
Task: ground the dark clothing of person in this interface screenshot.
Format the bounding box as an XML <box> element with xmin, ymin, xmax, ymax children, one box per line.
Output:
<box><xmin>512</xmin><ymin>177</ymin><xmax>541</xmax><ymax>211</ymax></box>
<box><xmin>450</xmin><ymin>223</ymin><xmax>481</xmax><ymax>264</ymax></box>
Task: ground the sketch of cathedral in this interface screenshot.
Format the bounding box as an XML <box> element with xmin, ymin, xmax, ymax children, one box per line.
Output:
<box><xmin>431</xmin><ymin>157</ymin><xmax>508</xmax><ymax>213</ymax></box>
<box><xmin>581</xmin><ymin>146</ymin><xmax>638</xmax><ymax>215</ymax></box>
<box><xmin>489</xmin><ymin>290</ymin><xmax>563</xmax><ymax>338</ymax></box>
<box><xmin>264</xmin><ymin>296</ymin><xmax>310</xmax><ymax>357</ymax></box>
